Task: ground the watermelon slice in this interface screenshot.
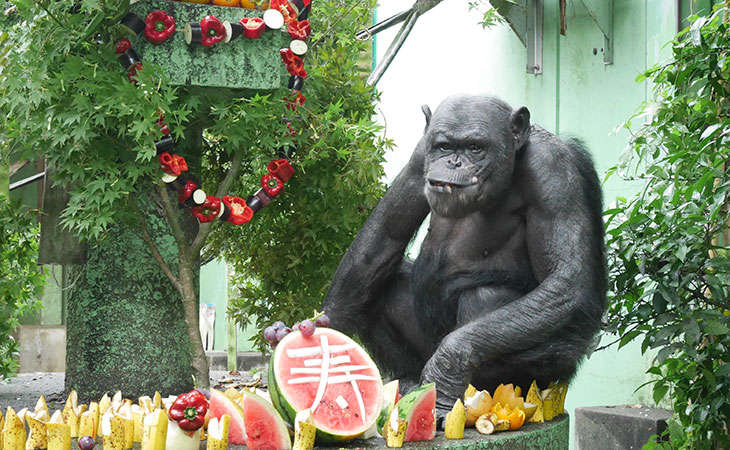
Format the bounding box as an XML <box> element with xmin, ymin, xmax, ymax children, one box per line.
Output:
<box><xmin>242</xmin><ymin>389</ymin><xmax>292</xmax><ymax>450</ymax></box>
<box><xmin>209</xmin><ymin>389</ymin><xmax>247</xmax><ymax>445</ymax></box>
<box><xmin>397</xmin><ymin>383</ymin><xmax>436</xmax><ymax>442</ymax></box>
<box><xmin>376</xmin><ymin>379</ymin><xmax>400</xmax><ymax>436</ymax></box>
<box><xmin>269</xmin><ymin>327</ymin><xmax>383</xmax><ymax>442</ymax></box>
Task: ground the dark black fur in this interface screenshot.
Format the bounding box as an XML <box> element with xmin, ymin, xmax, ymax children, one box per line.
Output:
<box><xmin>322</xmin><ymin>95</ymin><xmax>607</xmax><ymax>421</ymax></box>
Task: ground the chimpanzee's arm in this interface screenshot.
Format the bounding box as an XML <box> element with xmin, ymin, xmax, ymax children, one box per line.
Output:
<box><xmin>322</xmin><ymin>139</ymin><xmax>431</xmax><ymax>335</ymax></box>
<box><xmin>421</xmin><ymin>130</ymin><xmax>607</xmax><ymax>413</ymax></box>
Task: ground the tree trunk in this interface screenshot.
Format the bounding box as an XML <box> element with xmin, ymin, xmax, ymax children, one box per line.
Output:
<box><xmin>65</xmin><ymin>206</ymin><xmax>198</xmax><ymax>400</ymax></box>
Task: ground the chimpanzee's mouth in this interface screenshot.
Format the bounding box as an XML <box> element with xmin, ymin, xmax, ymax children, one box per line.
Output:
<box><xmin>429</xmin><ymin>180</ymin><xmax>470</xmax><ymax>193</ymax></box>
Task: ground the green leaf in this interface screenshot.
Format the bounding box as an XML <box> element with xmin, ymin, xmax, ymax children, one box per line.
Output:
<box><xmin>704</xmin><ymin>320</ymin><xmax>729</xmax><ymax>335</ymax></box>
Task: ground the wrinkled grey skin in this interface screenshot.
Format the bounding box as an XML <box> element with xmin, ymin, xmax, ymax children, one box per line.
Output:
<box><xmin>322</xmin><ymin>94</ymin><xmax>607</xmax><ymax>425</ymax></box>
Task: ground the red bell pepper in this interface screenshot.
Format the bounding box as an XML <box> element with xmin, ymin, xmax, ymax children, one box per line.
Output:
<box><xmin>192</xmin><ymin>196</ymin><xmax>222</xmax><ymax>223</ymax></box>
<box><xmin>287</xmin><ymin>19</ymin><xmax>310</xmax><ymax>40</ymax></box>
<box><xmin>240</xmin><ymin>17</ymin><xmax>266</xmax><ymax>39</ymax></box>
<box><xmin>157</xmin><ymin>114</ymin><xmax>170</xmax><ymax>136</ymax></box>
<box><xmin>271</xmin><ymin>0</ymin><xmax>298</xmax><ymax>23</ymax></box>
<box><xmin>288</xmin><ymin>55</ymin><xmax>307</xmax><ymax>78</ymax></box>
<box><xmin>158</xmin><ymin>153</ymin><xmax>189</xmax><ymax>176</ymax></box>
<box><xmin>279</xmin><ymin>49</ymin><xmax>307</xmax><ymax>78</ymax></box>
<box><xmin>168</xmin><ymin>390</ymin><xmax>208</xmax><ymax>432</ymax></box>
<box><xmin>115</xmin><ymin>38</ymin><xmax>132</xmax><ymax>54</ymax></box>
<box><xmin>145</xmin><ymin>10</ymin><xmax>176</xmax><ymax>45</ymax></box>
<box><xmin>200</xmin><ymin>16</ymin><xmax>226</xmax><ymax>47</ymax></box>
<box><xmin>178</xmin><ymin>180</ymin><xmax>198</xmax><ymax>205</ymax></box>
<box><xmin>267</xmin><ymin>159</ymin><xmax>294</xmax><ymax>182</ymax></box>
<box><xmin>261</xmin><ymin>174</ymin><xmax>284</xmax><ymax>198</ymax></box>
<box><xmin>285</xmin><ymin>90</ymin><xmax>306</xmax><ymax>111</ymax></box>
<box><xmin>222</xmin><ymin>195</ymin><xmax>254</xmax><ymax>225</ymax></box>
<box><xmin>280</xmin><ymin>48</ymin><xmax>296</xmax><ymax>65</ymax></box>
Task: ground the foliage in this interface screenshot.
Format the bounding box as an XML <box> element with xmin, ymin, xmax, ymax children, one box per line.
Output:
<box><xmin>0</xmin><ymin>195</ymin><xmax>45</xmax><ymax>380</ymax></box>
<box><xmin>216</xmin><ymin>0</ymin><xmax>390</xmax><ymax>351</ymax></box>
<box><xmin>0</xmin><ymin>0</ymin><xmax>389</xmax><ymax>355</ymax></box>
<box><xmin>468</xmin><ymin>0</ymin><xmax>506</xmax><ymax>29</ymax></box>
<box><xmin>605</xmin><ymin>6</ymin><xmax>730</xmax><ymax>448</ymax></box>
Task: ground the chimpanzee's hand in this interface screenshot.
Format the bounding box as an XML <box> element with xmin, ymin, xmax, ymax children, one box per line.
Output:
<box><xmin>420</xmin><ymin>333</ymin><xmax>476</xmax><ymax>430</ymax></box>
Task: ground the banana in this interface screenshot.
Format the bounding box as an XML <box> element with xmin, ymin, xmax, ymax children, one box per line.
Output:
<box><xmin>101</xmin><ymin>411</ymin><xmax>126</xmax><ymax>450</ymax></box>
<box><xmin>494</xmin><ymin>419</ymin><xmax>511</xmax><ymax>431</ymax></box>
<box><xmin>444</xmin><ymin>398</ymin><xmax>466</xmax><ymax>439</ymax></box>
<box><xmin>47</xmin><ymin>411</ymin><xmax>71</xmax><ymax>450</ymax></box>
<box><xmin>137</xmin><ymin>397</ymin><xmax>153</xmax><ymax>415</ymax></box>
<box><xmin>152</xmin><ymin>392</ymin><xmax>162</xmax><ymax>411</ymax></box>
<box><xmin>3</xmin><ymin>407</ymin><xmax>27</xmax><ymax>450</ymax></box>
<box><xmin>141</xmin><ymin>409</ymin><xmax>167</xmax><ymax>450</ymax></box>
<box><xmin>78</xmin><ymin>410</ymin><xmax>96</xmax><ymax>440</ymax></box>
<box><xmin>525</xmin><ymin>380</ymin><xmax>544</xmax><ymax>423</ymax></box>
<box><xmin>292</xmin><ymin>409</ymin><xmax>315</xmax><ymax>450</ymax></box>
<box><xmin>97</xmin><ymin>394</ymin><xmax>111</xmax><ymax>437</ymax></box>
<box><xmin>116</xmin><ymin>401</ymin><xmax>134</xmax><ymax>449</ymax></box>
<box><xmin>385</xmin><ymin>406</ymin><xmax>406</xmax><ymax>448</ymax></box>
<box><xmin>205</xmin><ymin>414</ymin><xmax>230</xmax><ymax>450</ymax></box>
<box><xmin>475</xmin><ymin>414</ymin><xmax>496</xmax><ymax>435</ymax></box>
<box><xmin>131</xmin><ymin>404</ymin><xmax>144</xmax><ymax>442</ymax></box>
<box><xmin>34</xmin><ymin>395</ymin><xmax>50</xmax><ymax>419</ymax></box>
<box><xmin>25</xmin><ymin>411</ymin><xmax>48</xmax><ymax>450</ymax></box>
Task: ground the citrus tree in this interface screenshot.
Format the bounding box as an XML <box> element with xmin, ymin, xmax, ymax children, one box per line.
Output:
<box><xmin>1</xmin><ymin>0</ymin><xmax>386</xmax><ymax>394</ymax></box>
<box><xmin>606</xmin><ymin>5</ymin><xmax>730</xmax><ymax>448</ymax></box>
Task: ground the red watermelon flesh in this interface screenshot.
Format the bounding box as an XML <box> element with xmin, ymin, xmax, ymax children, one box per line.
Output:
<box><xmin>242</xmin><ymin>390</ymin><xmax>292</xmax><ymax>450</ymax></box>
<box><xmin>271</xmin><ymin>327</ymin><xmax>383</xmax><ymax>440</ymax></box>
<box><xmin>209</xmin><ymin>389</ymin><xmax>247</xmax><ymax>445</ymax></box>
<box><xmin>398</xmin><ymin>383</ymin><xmax>436</xmax><ymax>442</ymax></box>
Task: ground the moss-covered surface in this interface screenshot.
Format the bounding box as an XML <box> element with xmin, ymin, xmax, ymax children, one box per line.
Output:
<box><xmin>130</xmin><ymin>1</ymin><xmax>290</xmax><ymax>89</ymax></box>
<box><xmin>51</xmin><ymin>415</ymin><xmax>569</xmax><ymax>449</ymax></box>
<box><xmin>65</xmin><ymin>208</ymin><xmax>195</xmax><ymax>401</ymax></box>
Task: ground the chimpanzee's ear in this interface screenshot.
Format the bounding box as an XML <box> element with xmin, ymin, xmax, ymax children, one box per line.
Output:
<box><xmin>421</xmin><ymin>105</ymin><xmax>432</xmax><ymax>133</ymax></box>
<box><xmin>510</xmin><ymin>106</ymin><xmax>531</xmax><ymax>150</ymax></box>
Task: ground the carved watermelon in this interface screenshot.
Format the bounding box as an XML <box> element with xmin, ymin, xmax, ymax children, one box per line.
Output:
<box><xmin>269</xmin><ymin>327</ymin><xmax>383</xmax><ymax>442</ymax></box>
<box><xmin>242</xmin><ymin>390</ymin><xmax>292</xmax><ymax>450</ymax></box>
<box><xmin>398</xmin><ymin>383</ymin><xmax>436</xmax><ymax>442</ymax></box>
<box><xmin>209</xmin><ymin>389</ymin><xmax>247</xmax><ymax>445</ymax></box>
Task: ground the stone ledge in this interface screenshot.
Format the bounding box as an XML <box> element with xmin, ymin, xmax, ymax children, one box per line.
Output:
<box><xmin>575</xmin><ymin>405</ymin><xmax>672</xmax><ymax>450</ymax></box>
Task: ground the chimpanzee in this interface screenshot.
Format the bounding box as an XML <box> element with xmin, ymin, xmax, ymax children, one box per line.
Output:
<box><xmin>322</xmin><ymin>94</ymin><xmax>607</xmax><ymax>420</ymax></box>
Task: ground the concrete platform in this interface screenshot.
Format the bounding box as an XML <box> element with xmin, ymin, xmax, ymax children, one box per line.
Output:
<box><xmin>574</xmin><ymin>405</ymin><xmax>671</xmax><ymax>450</ymax></box>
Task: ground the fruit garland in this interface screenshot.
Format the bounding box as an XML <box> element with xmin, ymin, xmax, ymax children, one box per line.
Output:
<box><xmin>115</xmin><ymin>0</ymin><xmax>311</xmax><ymax>225</ymax></box>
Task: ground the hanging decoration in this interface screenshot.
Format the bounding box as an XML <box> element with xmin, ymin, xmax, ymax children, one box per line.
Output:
<box><xmin>115</xmin><ymin>0</ymin><xmax>312</xmax><ymax>226</ymax></box>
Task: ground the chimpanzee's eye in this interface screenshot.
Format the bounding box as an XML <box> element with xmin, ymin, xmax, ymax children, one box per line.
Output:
<box><xmin>469</xmin><ymin>144</ymin><xmax>482</xmax><ymax>154</ymax></box>
<box><xmin>439</xmin><ymin>143</ymin><xmax>452</xmax><ymax>152</ymax></box>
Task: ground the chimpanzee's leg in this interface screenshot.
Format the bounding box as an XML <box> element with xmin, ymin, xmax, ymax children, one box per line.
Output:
<box><xmin>357</xmin><ymin>262</ymin><xmax>434</xmax><ymax>391</ymax></box>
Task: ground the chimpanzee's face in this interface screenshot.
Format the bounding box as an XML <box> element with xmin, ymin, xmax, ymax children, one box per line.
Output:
<box><xmin>423</xmin><ymin>97</ymin><xmax>519</xmax><ymax>218</ymax></box>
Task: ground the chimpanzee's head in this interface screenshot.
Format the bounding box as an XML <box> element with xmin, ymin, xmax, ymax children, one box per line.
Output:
<box><xmin>421</xmin><ymin>95</ymin><xmax>531</xmax><ymax>218</ymax></box>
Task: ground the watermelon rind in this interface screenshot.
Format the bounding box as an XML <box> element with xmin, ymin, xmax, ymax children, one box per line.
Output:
<box><xmin>397</xmin><ymin>382</ymin><xmax>436</xmax><ymax>442</ymax></box>
<box><xmin>376</xmin><ymin>379</ymin><xmax>400</xmax><ymax>436</ymax></box>
<box><xmin>270</xmin><ymin>327</ymin><xmax>384</xmax><ymax>443</ymax></box>
<box><xmin>243</xmin><ymin>389</ymin><xmax>292</xmax><ymax>450</ymax></box>
<box><xmin>209</xmin><ymin>389</ymin><xmax>247</xmax><ymax>445</ymax></box>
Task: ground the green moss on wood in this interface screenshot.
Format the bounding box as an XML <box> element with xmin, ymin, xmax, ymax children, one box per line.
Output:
<box><xmin>130</xmin><ymin>1</ymin><xmax>290</xmax><ymax>89</ymax></box>
<box><xmin>65</xmin><ymin>208</ymin><xmax>196</xmax><ymax>401</ymax></box>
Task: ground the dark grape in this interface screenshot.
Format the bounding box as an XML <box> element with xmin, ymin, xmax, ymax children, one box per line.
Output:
<box><xmin>270</xmin><ymin>341</ymin><xmax>278</xmax><ymax>349</ymax></box>
<box><xmin>272</xmin><ymin>321</ymin><xmax>286</xmax><ymax>330</ymax></box>
<box><xmin>292</xmin><ymin>322</ymin><xmax>300</xmax><ymax>331</ymax></box>
<box><xmin>299</xmin><ymin>319</ymin><xmax>315</xmax><ymax>337</ymax></box>
<box><xmin>275</xmin><ymin>327</ymin><xmax>292</xmax><ymax>342</ymax></box>
<box><xmin>315</xmin><ymin>314</ymin><xmax>330</xmax><ymax>328</ymax></box>
<box><xmin>78</xmin><ymin>435</ymin><xmax>96</xmax><ymax>450</ymax></box>
<box><xmin>263</xmin><ymin>325</ymin><xmax>278</xmax><ymax>342</ymax></box>
<box><xmin>195</xmin><ymin>388</ymin><xmax>210</xmax><ymax>400</ymax></box>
